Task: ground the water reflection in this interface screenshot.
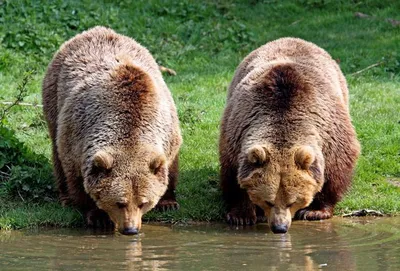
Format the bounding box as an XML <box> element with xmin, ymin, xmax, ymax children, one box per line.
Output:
<box><xmin>210</xmin><ymin>220</ymin><xmax>357</xmax><ymax>270</ymax></box>
<box><xmin>0</xmin><ymin>217</ymin><xmax>399</xmax><ymax>270</ymax></box>
<box><xmin>125</xmin><ymin>234</ymin><xmax>175</xmax><ymax>271</ymax></box>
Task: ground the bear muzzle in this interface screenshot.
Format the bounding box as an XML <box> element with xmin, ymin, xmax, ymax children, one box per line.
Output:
<box><xmin>270</xmin><ymin>222</ymin><xmax>288</xmax><ymax>234</ymax></box>
<box><xmin>116</xmin><ymin>209</ymin><xmax>142</xmax><ymax>235</ymax></box>
<box><xmin>121</xmin><ymin>227</ymin><xmax>139</xmax><ymax>235</ymax></box>
<box><xmin>268</xmin><ymin>207</ymin><xmax>292</xmax><ymax>234</ymax></box>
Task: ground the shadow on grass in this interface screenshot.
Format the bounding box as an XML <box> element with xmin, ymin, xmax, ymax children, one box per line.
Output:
<box><xmin>145</xmin><ymin>166</ymin><xmax>225</xmax><ymax>222</ymax></box>
<box><xmin>0</xmin><ymin>126</ymin><xmax>56</xmax><ymax>202</ymax></box>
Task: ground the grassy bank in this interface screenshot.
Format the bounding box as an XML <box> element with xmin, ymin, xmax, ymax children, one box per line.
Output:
<box><xmin>0</xmin><ymin>0</ymin><xmax>399</xmax><ymax>229</ymax></box>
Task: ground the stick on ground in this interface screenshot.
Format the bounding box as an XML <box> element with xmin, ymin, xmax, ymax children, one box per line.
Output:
<box><xmin>349</xmin><ymin>62</ymin><xmax>383</xmax><ymax>76</ymax></box>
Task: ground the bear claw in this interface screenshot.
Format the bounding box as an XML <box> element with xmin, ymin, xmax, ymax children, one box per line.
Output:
<box><xmin>295</xmin><ymin>207</ymin><xmax>333</xmax><ymax>221</ymax></box>
<box><xmin>226</xmin><ymin>212</ymin><xmax>257</xmax><ymax>226</ymax></box>
<box><xmin>155</xmin><ymin>199</ymin><xmax>180</xmax><ymax>212</ymax></box>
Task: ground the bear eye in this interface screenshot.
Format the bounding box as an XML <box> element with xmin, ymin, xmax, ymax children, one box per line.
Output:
<box><xmin>116</xmin><ymin>202</ymin><xmax>127</xmax><ymax>209</ymax></box>
<box><xmin>265</xmin><ymin>201</ymin><xmax>274</xmax><ymax>207</ymax></box>
<box><xmin>138</xmin><ymin>203</ymin><xmax>144</xmax><ymax>209</ymax></box>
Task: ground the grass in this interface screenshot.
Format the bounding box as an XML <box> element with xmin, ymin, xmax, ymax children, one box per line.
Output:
<box><xmin>0</xmin><ymin>0</ymin><xmax>399</xmax><ymax>229</ymax></box>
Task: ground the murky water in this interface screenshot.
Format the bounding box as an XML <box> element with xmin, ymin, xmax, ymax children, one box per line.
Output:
<box><xmin>0</xmin><ymin>217</ymin><xmax>399</xmax><ymax>270</ymax></box>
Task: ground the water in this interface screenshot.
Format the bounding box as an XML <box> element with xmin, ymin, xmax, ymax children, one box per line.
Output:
<box><xmin>0</xmin><ymin>217</ymin><xmax>399</xmax><ymax>270</ymax></box>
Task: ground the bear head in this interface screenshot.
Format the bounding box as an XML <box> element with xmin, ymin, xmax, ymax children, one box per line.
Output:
<box><xmin>238</xmin><ymin>144</ymin><xmax>324</xmax><ymax>234</ymax></box>
<box><xmin>83</xmin><ymin>146</ymin><xmax>168</xmax><ymax>235</ymax></box>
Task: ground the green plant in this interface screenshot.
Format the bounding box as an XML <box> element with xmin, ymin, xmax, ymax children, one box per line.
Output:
<box><xmin>0</xmin><ymin>70</ymin><xmax>55</xmax><ymax>202</ymax></box>
<box><xmin>0</xmin><ymin>125</ymin><xmax>55</xmax><ymax>201</ymax></box>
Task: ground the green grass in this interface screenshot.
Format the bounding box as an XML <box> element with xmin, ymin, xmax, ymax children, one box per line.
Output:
<box><xmin>0</xmin><ymin>0</ymin><xmax>399</xmax><ymax>229</ymax></box>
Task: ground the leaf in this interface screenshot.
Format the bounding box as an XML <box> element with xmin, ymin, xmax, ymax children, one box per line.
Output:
<box><xmin>22</xmin><ymin>184</ymin><xmax>30</xmax><ymax>191</ymax></box>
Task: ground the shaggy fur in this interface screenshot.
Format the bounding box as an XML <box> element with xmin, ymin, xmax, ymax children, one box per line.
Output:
<box><xmin>42</xmin><ymin>26</ymin><xmax>182</xmax><ymax>234</ymax></box>
<box><xmin>219</xmin><ymin>37</ymin><xmax>360</xmax><ymax>233</ymax></box>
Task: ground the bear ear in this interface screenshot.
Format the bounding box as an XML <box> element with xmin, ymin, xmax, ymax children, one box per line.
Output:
<box><xmin>247</xmin><ymin>145</ymin><xmax>270</xmax><ymax>165</ymax></box>
<box><xmin>150</xmin><ymin>154</ymin><xmax>167</xmax><ymax>175</ymax></box>
<box><xmin>93</xmin><ymin>150</ymin><xmax>114</xmax><ymax>170</ymax></box>
<box><xmin>294</xmin><ymin>146</ymin><xmax>315</xmax><ymax>170</ymax></box>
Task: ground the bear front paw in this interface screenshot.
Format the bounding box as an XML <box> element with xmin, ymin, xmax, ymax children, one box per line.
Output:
<box><xmin>226</xmin><ymin>206</ymin><xmax>257</xmax><ymax>226</ymax></box>
<box><xmin>294</xmin><ymin>207</ymin><xmax>333</xmax><ymax>221</ymax></box>
<box><xmin>257</xmin><ymin>215</ymin><xmax>267</xmax><ymax>223</ymax></box>
<box><xmin>155</xmin><ymin>199</ymin><xmax>180</xmax><ymax>211</ymax></box>
<box><xmin>86</xmin><ymin>208</ymin><xmax>114</xmax><ymax>229</ymax></box>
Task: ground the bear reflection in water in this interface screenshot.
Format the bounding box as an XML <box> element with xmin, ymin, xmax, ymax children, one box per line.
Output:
<box><xmin>11</xmin><ymin>220</ymin><xmax>400</xmax><ymax>270</ymax></box>
<box><xmin>89</xmin><ymin>222</ymin><xmax>357</xmax><ymax>270</ymax></box>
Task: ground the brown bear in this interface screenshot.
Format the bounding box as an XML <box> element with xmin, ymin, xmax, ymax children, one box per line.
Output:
<box><xmin>219</xmin><ymin>37</ymin><xmax>360</xmax><ymax>234</ymax></box>
<box><xmin>42</xmin><ymin>26</ymin><xmax>182</xmax><ymax>235</ymax></box>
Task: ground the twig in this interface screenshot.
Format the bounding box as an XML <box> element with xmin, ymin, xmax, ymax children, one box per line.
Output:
<box><xmin>290</xmin><ymin>19</ymin><xmax>303</xmax><ymax>26</ymax></box>
<box><xmin>349</xmin><ymin>61</ymin><xmax>383</xmax><ymax>76</ymax></box>
<box><xmin>0</xmin><ymin>170</ymin><xmax>11</xmax><ymax>178</ymax></box>
<box><xmin>17</xmin><ymin>189</ymin><xmax>25</xmax><ymax>202</ymax></box>
<box><xmin>354</xmin><ymin>12</ymin><xmax>400</xmax><ymax>27</ymax></box>
<box><xmin>0</xmin><ymin>70</ymin><xmax>35</xmax><ymax>123</ymax></box>
<box><xmin>343</xmin><ymin>209</ymin><xmax>384</xmax><ymax>217</ymax></box>
<box><xmin>0</xmin><ymin>101</ymin><xmax>43</xmax><ymax>108</ymax></box>
<box><xmin>354</xmin><ymin>12</ymin><xmax>371</xmax><ymax>19</ymax></box>
<box><xmin>0</xmin><ymin>170</ymin><xmax>10</xmax><ymax>175</ymax></box>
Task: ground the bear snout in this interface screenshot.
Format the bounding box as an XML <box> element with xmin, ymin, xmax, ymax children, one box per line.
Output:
<box><xmin>121</xmin><ymin>227</ymin><xmax>139</xmax><ymax>235</ymax></box>
<box><xmin>270</xmin><ymin>223</ymin><xmax>288</xmax><ymax>234</ymax></box>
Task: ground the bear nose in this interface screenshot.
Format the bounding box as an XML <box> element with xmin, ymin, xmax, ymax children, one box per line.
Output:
<box><xmin>270</xmin><ymin>223</ymin><xmax>288</xmax><ymax>234</ymax></box>
<box><xmin>122</xmin><ymin>227</ymin><xmax>139</xmax><ymax>235</ymax></box>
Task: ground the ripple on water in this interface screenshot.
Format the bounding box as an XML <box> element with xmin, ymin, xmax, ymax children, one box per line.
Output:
<box><xmin>0</xmin><ymin>217</ymin><xmax>399</xmax><ymax>270</ymax></box>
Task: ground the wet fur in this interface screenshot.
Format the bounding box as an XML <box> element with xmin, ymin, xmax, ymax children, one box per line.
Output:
<box><xmin>219</xmin><ymin>37</ymin><xmax>360</xmax><ymax>230</ymax></box>
<box><xmin>42</xmin><ymin>26</ymin><xmax>182</xmax><ymax>231</ymax></box>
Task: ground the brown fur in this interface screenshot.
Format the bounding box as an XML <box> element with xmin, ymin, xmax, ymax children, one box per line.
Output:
<box><xmin>219</xmin><ymin>38</ymin><xmax>360</xmax><ymax>233</ymax></box>
<box><xmin>42</xmin><ymin>26</ymin><xmax>182</xmax><ymax>234</ymax></box>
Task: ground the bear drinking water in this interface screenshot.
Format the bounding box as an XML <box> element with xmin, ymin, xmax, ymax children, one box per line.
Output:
<box><xmin>219</xmin><ymin>38</ymin><xmax>360</xmax><ymax>234</ymax></box>
<box><xmin>42</xmin><ymin>26</ymin><xmax>182</xmax><ymax>235</ymax></box>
